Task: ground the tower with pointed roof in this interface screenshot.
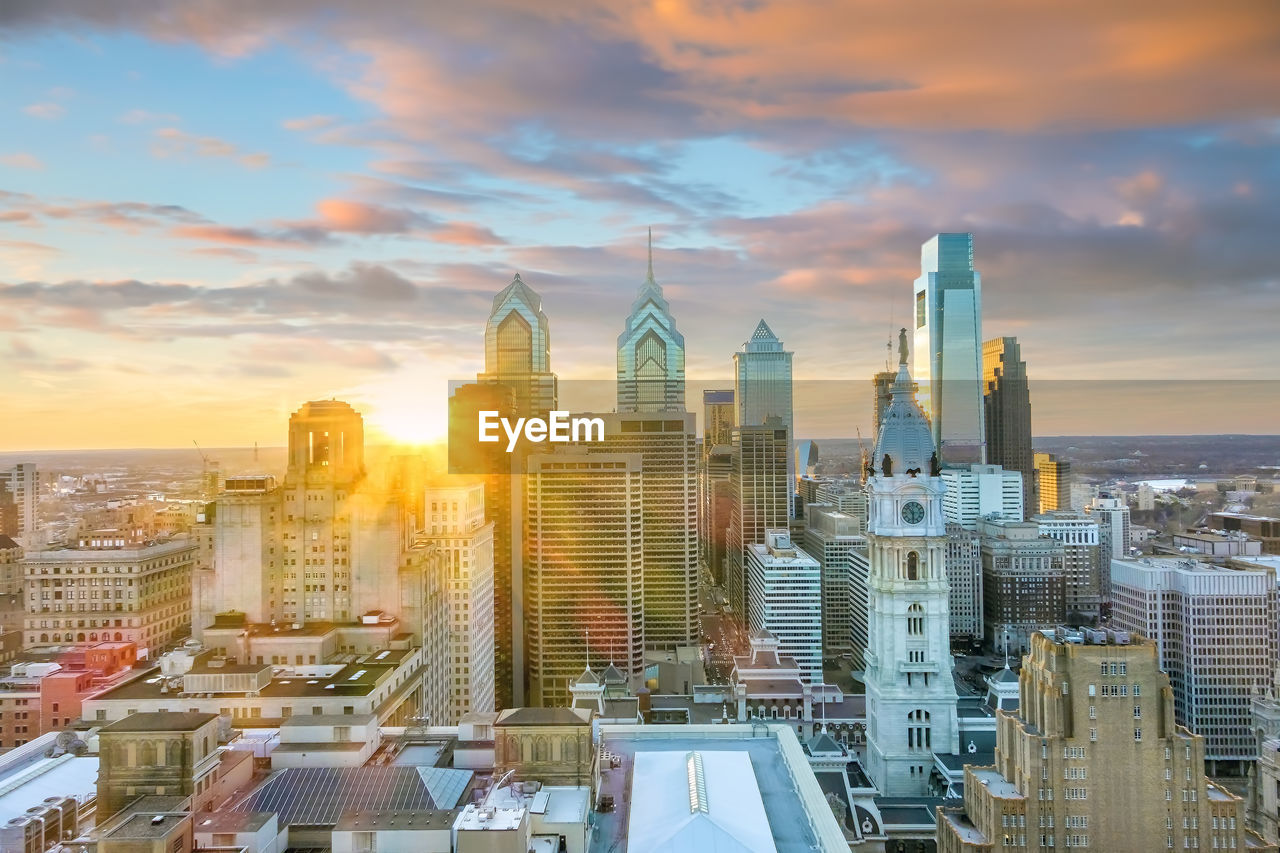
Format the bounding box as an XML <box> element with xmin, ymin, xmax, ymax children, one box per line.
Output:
<box><xmin>863</xmin><ymin>329</ymin><xmax>960</xmax><ymax>796</ymax></box>
<box><xmin>479</xmin><ymin>272</ymin><xmax>557</xmax><ymax>418</ymax></box>
<box><xmin>733</xmin><ymin>318</ymin><xmax>794</xmax><ymax>519</ymax></box>
<box><xmin>617</xmin><ymin>228</ymin><xmax>686</xmax><ymax>413</ymax></box>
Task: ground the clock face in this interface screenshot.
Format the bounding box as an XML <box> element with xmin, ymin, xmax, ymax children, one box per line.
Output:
<box><xmin>901</xmin><ymin>500</ymin><xmax>925</xmax><ymax>524</ymax></box>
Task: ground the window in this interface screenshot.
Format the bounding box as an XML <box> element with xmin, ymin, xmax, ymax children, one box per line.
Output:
<box><xmin>907</xmin><ymin>552</ymin><xmax>919</xmax><ymax>581</ymax></box>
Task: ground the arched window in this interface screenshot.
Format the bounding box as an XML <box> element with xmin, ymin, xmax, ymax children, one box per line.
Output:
<box><xmin>114</xmin><ymin>632</ymin><xmax>123</xmax><ymax>641</ymax></box>
<box><xmin>906</xmin><ymin>709</ymin><xmax>932</xmax><ymax>750</ymax></box>
<box><xmin>907</xmin><ymin>603</ymin><xmax>924</xmax><ymax>636</ymax></box>
<box><xmin>906</xmin><ymin>551</ymin><xmax>920</xmax><ymax>580</ymax></box>
<box><xmin>39</xmin><ymin>633</ymin><xmax>48</xmax><ymax>643</ymax></box>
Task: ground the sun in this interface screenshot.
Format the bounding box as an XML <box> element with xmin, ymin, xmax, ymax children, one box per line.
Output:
<box><xmin>346</xmin><ymin>367</ymin><xmax>451</xmax><ymax>447</ymax></box>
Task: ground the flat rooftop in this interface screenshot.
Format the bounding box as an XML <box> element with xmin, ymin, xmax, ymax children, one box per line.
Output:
<box><xmin>970</xmin><ymin>767</ymin><xmax>1023</xmax><ymax>799</ymax></box>
<box><xmin>592</xmin><ymin>729</ymin><xmax>824</xmax><ymax>853</ymax></box>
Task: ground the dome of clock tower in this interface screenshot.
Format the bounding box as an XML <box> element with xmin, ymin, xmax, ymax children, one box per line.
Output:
<box><xmin>872</xmin><ymin>330</ymin><xmax>936</xmax><ymax>476</ymax></box>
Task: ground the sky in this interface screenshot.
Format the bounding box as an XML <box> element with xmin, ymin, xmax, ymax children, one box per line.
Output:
<box><xmin>1</xmin><ymin>1</ymin><xmax>1278</xmax><ymax>449</ymax></box>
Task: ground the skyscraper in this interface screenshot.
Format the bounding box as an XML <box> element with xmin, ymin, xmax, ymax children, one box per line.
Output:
<box><xmin>591</xmin><ymin>412</ymin><xmax>698</xmax><ymax>649</ymax></box>
<box><xmin>1088</xmin><ymin>494</ymin><xmax>1132</xmax><ymax>560</ymax></box>
<box><xmin>746</xmin><ymin>530</ymin><xmax>822</xmax><ymax>684</ymax></box>
<box><xmin>422</xmin><ymin>482</ymin><xmax>495</xmax><ymax>724</ymax></box>
<box><xmin>0</xmin><ymin>463</ymin><xmax>37</xmax><ymax>546</ymax></box>
<box><xmin>734</xmin><ymin>320</ymin><xmax>794</xmax><ymax>513</ymax></box>
<box><xmin>478</xmin><ymin>272</ymin><xmax>557</xmax><ymax>418</ymax></box>
<box><xmin>448</xmin><ymin>381</ymin><xmax>519</xmax><ymax>708</ymax></box>
<box><xmin>725</xmin><ymin>423</ymin><xmax>790</xmax><ymax>619</ymax></box>
<box><xmin>1035</xmin><ymin>451</ymin><xmax>1071</xmax><ymax>514</ymax></box>
<box><xmin>939</xmin><ymin>463</ymin><xmax>1025</xmax><ymax>529</ymax></box>
<box><xmin>863</xmin><ymin>330</ymin><xmax>960</xmax><ymax>796</ymax></box>
<box><xmin>912</xmin><ymin>233</ymin><xmax>985</xmax><ymax>466</ymax></box>
<box><xmin>802</xmin><ymin>506</ymin><xmax>869</xmax><ymax>664</ymax></box>
<box><xmin>617</xmin><ymin>230</ymin><xmax>685</xmax><ymax>413</ymax></box>
<box><xmin>523</xmin><ymin>450</ymin><xmax>644</xmax><ymax>707</ymax></box>
<box><xmin>977</xmin><ymin>516</ymin><xmax>1067</xmax><ymax>653</ymax></box>
<box><xmin>1035</xmin><ymin>511</ymin><xmax>1104</xmax><ymax>623</ymax></box>
<box><xmin>700</xmin><ymin>390</ymin><xmax>735</xmax><ymax>584</ymax></box>
<box><xmin>1110</xmin><ymin>556</ymin><xmax>1277</xmax><ymax>769</ymax></box>
<box><xmin>937</xmin><ymin>631</ymin><xmax>1272</xmax><ymax>852</ymax></box>
<box><xmin>983</xmin><ymin>336</ymin><xmax>1035</xmax><ymax>511</ymax></box>
<box><xmin>202</xmin><ymin>401</ymin><xmax>426</xmax><ymax>639</ymax></box>
<box><xmin>872</xmin><ymin>369</ymin><xmax>896</xmax><ymax>438</ymax></box>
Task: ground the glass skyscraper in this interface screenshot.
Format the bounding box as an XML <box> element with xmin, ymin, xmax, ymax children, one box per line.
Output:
<box><xmin>733</xmin><ymin>319</ymin><xmax>795</xmax><ymax>516</ymax></box>
<box><xmin>912</xmin><ymin>233</ymin><xmax>985</xmax><ymax>466</ymax></box>
<box><xmin>617</xmin><ymin>230</ymin><xmax>686</xmax><ymax>412</ymax></box>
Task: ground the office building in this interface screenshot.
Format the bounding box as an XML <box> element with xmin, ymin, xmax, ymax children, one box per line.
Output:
<box><xmin>422</xmin><ymin>482</ymin><xmax>495</xmax><ymax>724</ymax></box>
<box><xmin>978</xmin><ymin>517</ymin><xmax>1067</xmax><ymax>654</ymax></box>
<box><xmin>940</xmin><ymin>463</ymin><xmax>1024</xmax><ymax>529</ymax></box>
<box><xmin>863</xmin><ymin>331</ymin><xmax>960</xmax><ymax>795</ymax></box>
<box><xmin>1035</xmin><ymin>511</ymin><xmax>1104</xmax><ymax>622</ymax></box>
<box><xmin>200</xmin><ymin>401</ymin><xmax>424</xmax><ymax>638</ymax></box>
<box><xmin>912</xmin><ymin>234</ymin><xmax>984</xmax><ymax>466</ymax></box>
<box><xmin>1034</xmin><ymin>452</ymin><xmax>1071</xmax><ymax>514</ymax></box>
<box><xmin>1088</xmin><ymin>494</ymin><xmax>1131</xmax><ymax>560</ymax></box>
<box><xmin>583</xmin><ymin>412</ymin><xmax>698</xmax><ymax>649</ymax></box>
<box><xmin>814</xmin><ymin>480</ymin><xmax>868</xmax><ymax>529</ymax></box>
<box><xmin>449</xmin><ymin>381</ymin><xmax>519</xmax><ymax>709</ymax></box>
<box><xmin>746</xmin><ymin>530</ymin><xmax>822</xmax><ymax>684</ymax></box>
<box><xmin>703</xmin><ymin>389</ymin><xmax>736</xmax><ymax>447</ymax></box>
<box><xmin>0</xmin><ymin>484</ymin><xmax>17</xmax><ymax>539</ymax></box>
<box><xmin>946</xmin><ymin>523</ymin><xmax>983</xmax><ymax>643</ymax></box>
<box><xmin>523</xmin><ymin>451</ymin><xmax>644</xmax><ymax>707</ymax></box>
<box><xmin>1111</xmin><ymin>556</ymin><xmax>1278</xmax><ymax>768</ymax></box>
<box><xmin>937</xmin><ymin>631</ymin><xmax>1272</xmax><ymax>853</ymax></box>
<box><xmin>983</xmin><ymin>336</ymin><xmax>1035</xmax><ymax>512</ymax></box>
<box><xmin>700</xmin><ymin>443</ymin><xmax>734</xmax><ymax>587</ymax></box>
<box><xmin>0</xmin><ymin>463</ymin><xmax>37</xmax><ymax>546</ymax></box>
<box><xmin>725</xmin><ymin>423</ymin><xmax>790</xmax><ymax>620</ymax></box>
<box><xmin>23</xmin><ymin>533</ymin><xmax>194</xmax><ymax>654</ymax></box>
<box><xmin>478</xmin><ymin>272</ymin><xmax>557</xmax><ymax>418</ymax></box>
<box><xmin>616</xmin><ymin>230</ymin><xmax>685</xmax><ymax>412</ymax></box>
<box><xmin>802</xmin><ymin>507</ymin><xmax>868</xmax><ymax>663</ymax></box>
<box><xmin>734</xmin><ymin>319</ymin><xmax>794</xmax><ymax>513</ymax></box>
<box><xmin>1070</xmin><ymin>481</ymin><xmax>1099</xmax><ymax>512</ymax></box>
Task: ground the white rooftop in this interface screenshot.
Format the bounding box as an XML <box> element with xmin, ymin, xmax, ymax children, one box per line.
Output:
<box><xmin>0</xmin><ymin>755</ymin><xmax>98</xmax><ymax>821</ymax></box>
<box><xmin>627</xmin><ymin>750</ymin><xmax>777</xmax><ymax>853</ymax></box>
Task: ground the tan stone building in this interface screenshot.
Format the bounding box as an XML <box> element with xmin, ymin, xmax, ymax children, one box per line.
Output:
<box><xmin>96</xmin><ymin>711</ymin><xmax>221</xmax><ymax>822</ymax></box>
<box><xmin>22</xmin><ymin>534</ymin><xmax>194</xmax><ymax>654</ymax></box>
<box><xmin>493</xmin><ymin>706</ymin><xmax>594</xmax><ymax>788</ymax></box>
<box><xmin>937</xmin><ymin>630</ymin><xmax>1276</xmax><ymax>852</ymax></box>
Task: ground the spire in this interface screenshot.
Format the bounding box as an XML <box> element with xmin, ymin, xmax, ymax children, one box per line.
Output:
<box><xmin>646</xmin><ymin>226</ymin><xmax>655</xmax><ymax>283</ymax></box>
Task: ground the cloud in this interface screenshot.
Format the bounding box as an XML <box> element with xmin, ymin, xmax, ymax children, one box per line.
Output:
<box><xmin>1</xmin><ymin>152</ymin><xmax>44</xmax><ymax>170</ymax></box>
<box><xmin>431</xmin><ymin>222</ymin><xmax>506</xmax><ymax>246</ymax></box>
<box><xmin>23</xmin><ymin>102</ymin><xmax>65</xmax><ymax>119</ymax></box>
<box><xmin>314</xmin><ymin>198</ymin><xmax>422</xmax><ymax>234</ymax></box>
<box><xmin>118</xmin><ymin>108</ymin><xmax>180</xmax><ymax>124</ymax></box>
<box><xmin>282</xmin><ymin>114</ymin><xmax>337</xmax><ymax>131</ymax></box>
<box><xmin>151</xmin><ymin>126</ymin><xmax>271</xmax><ymax>169</ymax></box>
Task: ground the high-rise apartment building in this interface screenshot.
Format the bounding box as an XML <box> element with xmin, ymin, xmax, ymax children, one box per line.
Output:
<box><xmin>478</xmin><ymin>273</ymin><xmax>557</xmax><ymax>418</ymax></box>
<box><xmin>1087</xmin><ymin>494</ymin><xmax>1131</xmax><ymax>560</ymax></box>
<box><xmin>0</xmin><ymin>485</ymin><xmax>18</xmax><ymax>539</ymax></box>
<box><xmin>940</xmin><ymin>463</ymin><xmax>1024</xmax><ymax>529</ymax></box>
<box><xmin>725</xmin><ymin>423</ymin><xmax>790</xmax><ymax>620</ymax></box>
<box><xmin>912</xmin><ymin>234</ymin><xmax>984</xmax><ymax>466</ymax></box>
<box><xmin>945</xmin><ymin>523</ymin><xmax>983</xmax><ymax>643</ymax></box>
<box><xmin>983</xmin><ymin>336</ymin><xmax>1035</xmax><ymax>512</ymax></box>
<box><xmin>1111</xmin><ymin>556</ymin><xmax>1278</xmax><ymax>768</ymax></box>
<box><xmin>1034</xmin><ymin>452</ymin><xmax>1071</xmax><ymax>514</ymax></box>
<box><xmin>977</xmin><ymin>517</ymin><xmax>1067</xmax><ymax>654</ymax></box>
<box><xmin>1035</xmin><ymin>511</ymin><xmax>1103</xmax><ymax>622</ymax></box>
<box><xmin>616</xmin><ymin>232</ymin><xmax>685</xmax><ymax>412</ymax></box>
<box><xmin>422</xmin><ymin>482</ymin><xmax>495</xmax><ymax>725</ymax></box>
<box><xmin>523</xmin><ymin>451</ymin><xmax>644</xmax><ymax>707</ymax></box>
<box><xmin>746</xmin><ymin>530</ymin><xmax>822</xmax><ymax>684</ymax></box>
<box><xmin>0</xmin><ymin>464</ymin><xmax>37</xmax><ymax>546</ymax></box>
<box><xmin>863</xmin><ymin>332</ymin><xmax>960</xmax><ymax>795</ymax></box>
<box><xmin>591</xmin><ymin>412</ymin><xmax>698</xmax><ymax>649</ymax></box>
<box><xmin>802</xmin><ymin>506</ymin><xmax>868</xmax><ymax>663</ymax></box>
<box><xmin>22</xmin><ymin>533</ymin><xmax>195</xmax><ymax>653</ymax></box>
<box><xmin>937</xmin><ymin>630</ymin><xmax>1273</xmax><ymax>853</ymax></box>
<box><xmin>734</xmin><ymin>320</ymin><xmax>794</xmax><ymax>514</ymax></box>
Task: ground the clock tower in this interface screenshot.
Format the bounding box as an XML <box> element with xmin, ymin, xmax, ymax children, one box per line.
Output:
<box><xmin>863</xmin><ymin>328</ymin><xmax>959</xmax><ymax>796</ymax></box>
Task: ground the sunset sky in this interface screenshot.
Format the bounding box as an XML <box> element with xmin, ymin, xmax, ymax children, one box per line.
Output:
<box><xmin>2</xmin><ymin>1</ymin><xmax>1278</xmax><ymax>449</ymax></box>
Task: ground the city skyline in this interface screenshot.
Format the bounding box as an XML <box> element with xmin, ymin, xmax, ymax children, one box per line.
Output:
<box><xmin>3</xmin><ymin>3</ymin><xmax>1279</xmax><ymax>449</ymax></box>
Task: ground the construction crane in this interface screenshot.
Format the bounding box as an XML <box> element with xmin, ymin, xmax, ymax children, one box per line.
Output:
<box><xmin>192</xmin><ymin>440</ymin><xmax>219</xmax><ymax>498</ymax></box>
<box><xmin>857</xmin><ymin>426</ymin><xmax>870</xmax><ymax>479</ymax></box>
